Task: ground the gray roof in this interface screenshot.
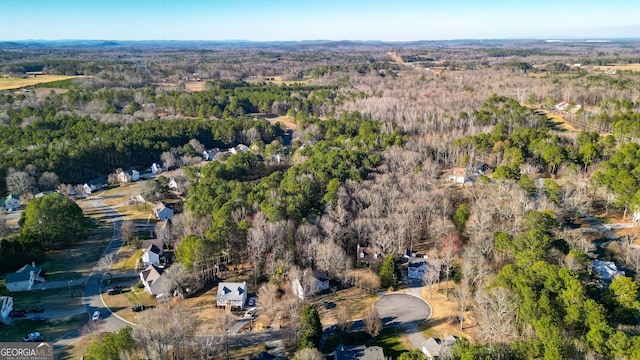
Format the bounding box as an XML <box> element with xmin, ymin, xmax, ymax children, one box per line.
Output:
<box><xmin>334</xmin><ymin>345</ymin><xmax>385</xmax><ymax>360</ymax></box>
<box><xmin>216</xmin><ymin>282</ymin><xmax>247</xmax><ymax>302</ymax></box>
<box><xmin>6</xmin><ymin>264</ymin><xmax>41</xmax><ymax>283</ymax></box>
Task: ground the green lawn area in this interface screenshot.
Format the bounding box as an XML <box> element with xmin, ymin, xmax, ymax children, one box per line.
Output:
<box><xmin>2</xmin><ymin>286</ymin><xmax>85</xmax><ymax>310</ymax></box>
<box><xmin>0</xmin><ymin>314</ymin><xmax>87</xmax><ymax>342</ymax></box>
<box><xmin>37</xmin><ymin>204</ymin><xmax>113</xmax><ymax>281</ymax></box>
<box><xmin>322</xmin><ymin>328</ymin><xmax>408</xmax><ymax>358</ymax></box>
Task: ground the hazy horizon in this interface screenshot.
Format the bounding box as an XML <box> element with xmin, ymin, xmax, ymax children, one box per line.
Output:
<box><xmin>1</xmin><ymin>0</ymin><xmax>639</xmax><ymax>42</ymax></box>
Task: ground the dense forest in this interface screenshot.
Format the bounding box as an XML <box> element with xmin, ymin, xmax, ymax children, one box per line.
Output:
<box><xmin>2</xmin><ymin>40</ymin><xmax>640</xmax><ymax>359</ymax></box>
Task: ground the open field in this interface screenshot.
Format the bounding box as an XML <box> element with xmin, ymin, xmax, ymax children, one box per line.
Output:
<box><xmin>263</xmin><ymin>115</ymin><xmax>297</xmax><ymax>130</ymax></box>
<box><xmin>0</xmin><ymin>75</ymin><xmax>79</xmax><ymax>90</ymax></box>
<box><xmin>245</xmin><ymin>75</ymin><xmax>311</xmax><ymax>85</ymax></box>
<box><xmin>589</xmin><ymin>64</ymin><xmax>640</xmax><ymax>72</ymax></box>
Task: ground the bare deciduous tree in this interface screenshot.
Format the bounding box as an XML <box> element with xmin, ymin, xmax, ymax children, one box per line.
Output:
<box><xmin>120</xmin><ymin>220</ymin><xmax>136</xmax><ymax>247</ymax></box>
<box><xmin>134</xmin><ymin>305</ymin><xmax>199</xmax><ymax>360</ymax></box>
<box><xmin>423</xmin><ymin>257</ymin><xmax>441</xmax><ymax>299</ymax></box>
<box><xmin>257</xmin><ymin>282</ymin><xmax>279</xmax><ymax>319</ymax></box>
<box><xmin>38</xmin><ymin>171</ymin><xmax>60</xmax><ymax>191</ymax></box>
<box><xmin>475</xmin><ymin>286</ymin><xmax>518</xmax><ymax>343</ymax></box>
<box><xmin>294</xmin><ymin>347</ymin><xmax>324</xmax><ymax>360</ymax></box>
<box><xmin>363</xmin><ymin>307</ymin><xmax>382</xmax><ymax>338</ymax></box>
<box><xmin>6</xmin><ymin>168</ymin><xmax>35</xmax><ymax>197</ymax></box>
<box><xmin>336</xmin><ymin>305</ymin><xmax>351</xmax><ymax>333</ymax></box>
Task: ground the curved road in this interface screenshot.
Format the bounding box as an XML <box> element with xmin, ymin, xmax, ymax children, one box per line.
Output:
<box><xmin>54</xmin><ymin>198</ymin><xmax>133</xmax><ymax>350</ymax></box>
<box><xmin>374</xmin><ymin>292</ymin><xmax>432</xmax><ymax>348</ymax></box>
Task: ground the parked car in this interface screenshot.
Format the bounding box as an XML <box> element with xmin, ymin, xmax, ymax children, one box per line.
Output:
<box><xmin>107</xmin><ymin>287</ymin><xmax>122</xmax><ymax>295</ymax></box>
<box><xmin>91</xmin><ymin>311</ymin><xmax>101</xmax><ymax>321</ymax></box>
<box><xmin>247</xmin><ymin>297</ymin><xmax>256</xmax><ymax>307</ymax></box>
<box><xmin>31</xmin><ymin>307</ymin><xmax>44</xmax><ymax>313</ymax></box>
<box><xmin>10</xmin><ymin>309</ymin><xmax>27</xmax><ymax>318</ymax></box>
<box><xmin>131</xmin><ymin>304</ymin><xmax>145</xmax><ymax>312</ymax></box>
<box><xmin>244</xmin><ymin>307</ymin><xmax>257</xmax><ymax>318</ymax></box>
<box><xmin>31</xmin><ymin>316</ymin><xmax>46</xmax><ymax>323</ymax></box>
<box><xmin>23</xmin><ymin>332</ymin><xmax>44</xmax><ymax>342</ymax></box>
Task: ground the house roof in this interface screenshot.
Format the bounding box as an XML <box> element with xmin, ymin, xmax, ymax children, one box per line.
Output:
<box><xmin>592</xmin><ymin>260</ymin><xmax>624</xmax><ymax>280</ymax></box>
<box><xmin>6</xmin><ymin>194</ymin><xmax>19</xmax><ymax>201</ymax></box>
<box><xmin>141</xmin><ymin>239</ymin><xmax>164</xmax><ymax>253</ymax></box>
<box><xmin>217</xmin><ymin>282</ymin><xmax>247</xmax><ymax>303</ymax></box>
<box><xmin>421</xmin><ymin>338</ymin><xmax>443</xmax><ymax>357</ymax></box>
<box><xmin>141</xmin><ymin>264</ymin><xmax>164</xmax><ymax>285</ymax></box>
<box><xmin>147</xmin><ymin>244</ymin><xmax>162</xmax><ymax>255</ymax></box>
<box><xmin>334</xmin><ymin>344</ymin><xmax>385</xmax><ymax>360</ymax></box>
<box><xmin>153</xmin><ymin>202</ymin><xmax>168</xmax><ymax>212</ymax></box>
<box><xmin>408</xmin><ymin>257</ymin><xmax>428</xmax><ymax>268</ymax></box>
<box><xmin>5</xmin><ymin>264</ymin><xmax>41</xmax><ymax>283</ymax></box>
<box><xmin>356</xmin><ymin>245</ymin><xmax>381</xmax><ymax>263</ymax></box>
<box><xmin>312</xmin><ymin>270</ymin><xmax>329</xmax><ymax>282</ymax></box>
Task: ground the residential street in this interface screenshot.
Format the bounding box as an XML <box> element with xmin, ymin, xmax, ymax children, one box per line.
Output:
<box><xmin>53</xmin><ymin>198</ymin><xmax>134</xmax><ymax>352</ymax></box>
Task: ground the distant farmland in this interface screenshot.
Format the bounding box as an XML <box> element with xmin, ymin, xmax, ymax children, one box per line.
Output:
<box><xmin>0</xmin><ymin>75</ymin><xmax>79</xmax><ymax>90</ymax></box>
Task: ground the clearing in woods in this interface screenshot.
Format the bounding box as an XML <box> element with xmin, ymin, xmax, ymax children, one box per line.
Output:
<box><xmin>0</xmin><ymin>75</ymin><xmax>79</xmax><ymax>90</ymax></box>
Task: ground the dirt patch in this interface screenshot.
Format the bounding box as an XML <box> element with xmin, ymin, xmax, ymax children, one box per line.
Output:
<box><xmin>419</xmin><ymin>282</ymin><xmax>479</xmax><ymax>343</ymax></box>
<box><xmin>267</xmin><ymin>115</ymin><xmax>297</xmax><ymax>130</ymax></box>
<box><xmin>185</xmin><ymin>81</ymin><xmax>207</xmax><ymax>91</ymax></box>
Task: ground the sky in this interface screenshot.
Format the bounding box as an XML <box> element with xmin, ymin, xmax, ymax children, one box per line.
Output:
<box><xmin>0</xmin><ymin>0</ymin><xmax>639</xmax><ymax>41</ymax></box>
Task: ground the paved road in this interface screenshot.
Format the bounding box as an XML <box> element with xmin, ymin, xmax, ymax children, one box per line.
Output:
<box><xmin>53</xmin><ymin>198</ymin><xmax>133</xmax><ymax>351</ymax></box>
<box><xmin>374</xmin><ymin>292</ymin><xmax>431</xmax><ymax>348</ymax></box>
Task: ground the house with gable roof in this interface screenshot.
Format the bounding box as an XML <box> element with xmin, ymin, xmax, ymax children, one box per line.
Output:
<box><xmin>216</xmin><ymin>281</ymin><xmax>247</xmax><ymax>310</ymax></box>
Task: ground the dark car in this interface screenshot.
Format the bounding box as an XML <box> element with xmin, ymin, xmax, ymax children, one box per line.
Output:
<box><xmin>31</xmin><ymin>307</ymin><xmax>44</xmax><ymax>313</ymax></box>
<box><xmin>131</xmin><ymin>304</ymin><xmax>145</xmax><ymax>312</ymax></box>
<box><xmin>31</xmin><ymin>316</ymin><xmax>46</xmax><ymax>323</ymax></box>
<box><xmin>107</xmin><ymin>287</ymin><xmax>122</xmax><ymax>295</ymax></box>
<box><xmin>10</xmin><ymin>309</ymin><xmax>27</xmax><ymax>318</ymax></box>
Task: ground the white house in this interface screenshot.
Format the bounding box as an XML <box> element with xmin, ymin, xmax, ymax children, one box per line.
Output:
<box><xmin>168</xmin><ymin>178</ymin><xmax>178</xmax><ymax>190</ymax></box>
<box><xmin>0</xmin><ymin>296</ymin><xmax>13</xmax><ymax>322</ymax></box>
<box><xmin>292</xmin><ymin>270</ymin><xmax>330</xmax><ymax>300</ymax></box>
<box><xmin>82</xmin><ymin>178</ymin><xmax>107</xmax><ymax>195</ymax></box>
<box><xmin>142</xmin><ymin>241</ymin><xmax>163</xmax><ymax>267</ymax></box>
<box><xmin>422</xmin><ymin>336</ymin><xmax>458</xmax><ymax>359</ymax></box>
<box><xmin>408</xmin><ymin>256</ymin><xmax>429</xmax><ymax>279</ymax></box>
<box><xmin>153</xmin><ymin>202</ymin><xmax>174</xmax><ymax>221</ymax></box>
<box><xmin>2</xmin><ymin>194</ymin><xmax>20</xmax><ymax>211</ymax></box>
<box><xmin>203</xmin><ymin>148</ymin><xmax>220</xmax><ymax>161</ymax></box>
<box><xmin>150</xmin><ymin>163</ymin><xmax>163</xmax><ymax>175</ymax></box>
<box><xmin>5</xmin><ymin>263</ymin><xmax>45</xmax><ymax>292</ymax></box>
<box><xmin>117</xmin><ymin>169</ymin><xmax>140</xmax><ymax>183</ymax></box>
<box><xmin>216</xmin><ymin>282</ymin><xmax>247</xmax><ymax>310</ymax></box>
<box><xmin>140</xmin><ymin>264</ymin><xmax>167</xmax><ymax>296</ymax></box>
<box><xmin>554</xmin><ymin>100</ymin><xmax>570</xmax><ymax>112</ymax></box>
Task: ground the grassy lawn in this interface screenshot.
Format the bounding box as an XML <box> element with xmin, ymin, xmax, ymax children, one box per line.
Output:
<box><xmin>38</xmin><ymin>219</ymin><xmax>112</xmax><ymax>282</ymax></box>
<box><xmin>229</xmin><ymin>343</ymin><xmax>269</xmax><ymax>359</ymax></box>
<box><xmin>0</xmin><ymin>314</ymin><xmax>87</xmax><ymax>342</ymax></box>
<box><xmin>322</xmin><ymin>328</ymin><xmax>408</xmax><ymax>358</ymax></box>
<box><xmin>112</xmin><ymin>245</ymin><xmax>142</xmax><ymax>272</ymax></box>
<box><xmin>5</xmin><ymin>286</ymin><xmax>84</xmax><ymax>310</ymax></box>
<box><xmin>0</xmin><ymin>75</ymin><xmax>79</xmax><ymax>90</ymax></box>
<box><xmin>315</xmin><ymin>287</ymin><xmax>377</xmax><ymax>324</ymax></box>
<box><xmin>101</xmin><ymin>281</ymin><xmax>156</xmax><ymax>323</ymax></box>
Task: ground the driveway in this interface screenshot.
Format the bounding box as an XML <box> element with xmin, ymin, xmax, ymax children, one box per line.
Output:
<box><xmin>374</xmin><ymin>292</ymin><xmax>431</xmax><ymax>348</ymax></box>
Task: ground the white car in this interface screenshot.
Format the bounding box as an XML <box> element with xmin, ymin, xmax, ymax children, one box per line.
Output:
<box><xmin>23</xmin><ymin>331</ymin><xmax>44</xmax><ymax>342</ymax></box>
<box><xmin>91</xmin><ymin>311</ymin><xmax>101</xmax><ymax>321</ymax></box>
<box><xmin>244</xmin><ymin>307</ymin><xmax>257</xmax><ymax>318</ymax></box>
